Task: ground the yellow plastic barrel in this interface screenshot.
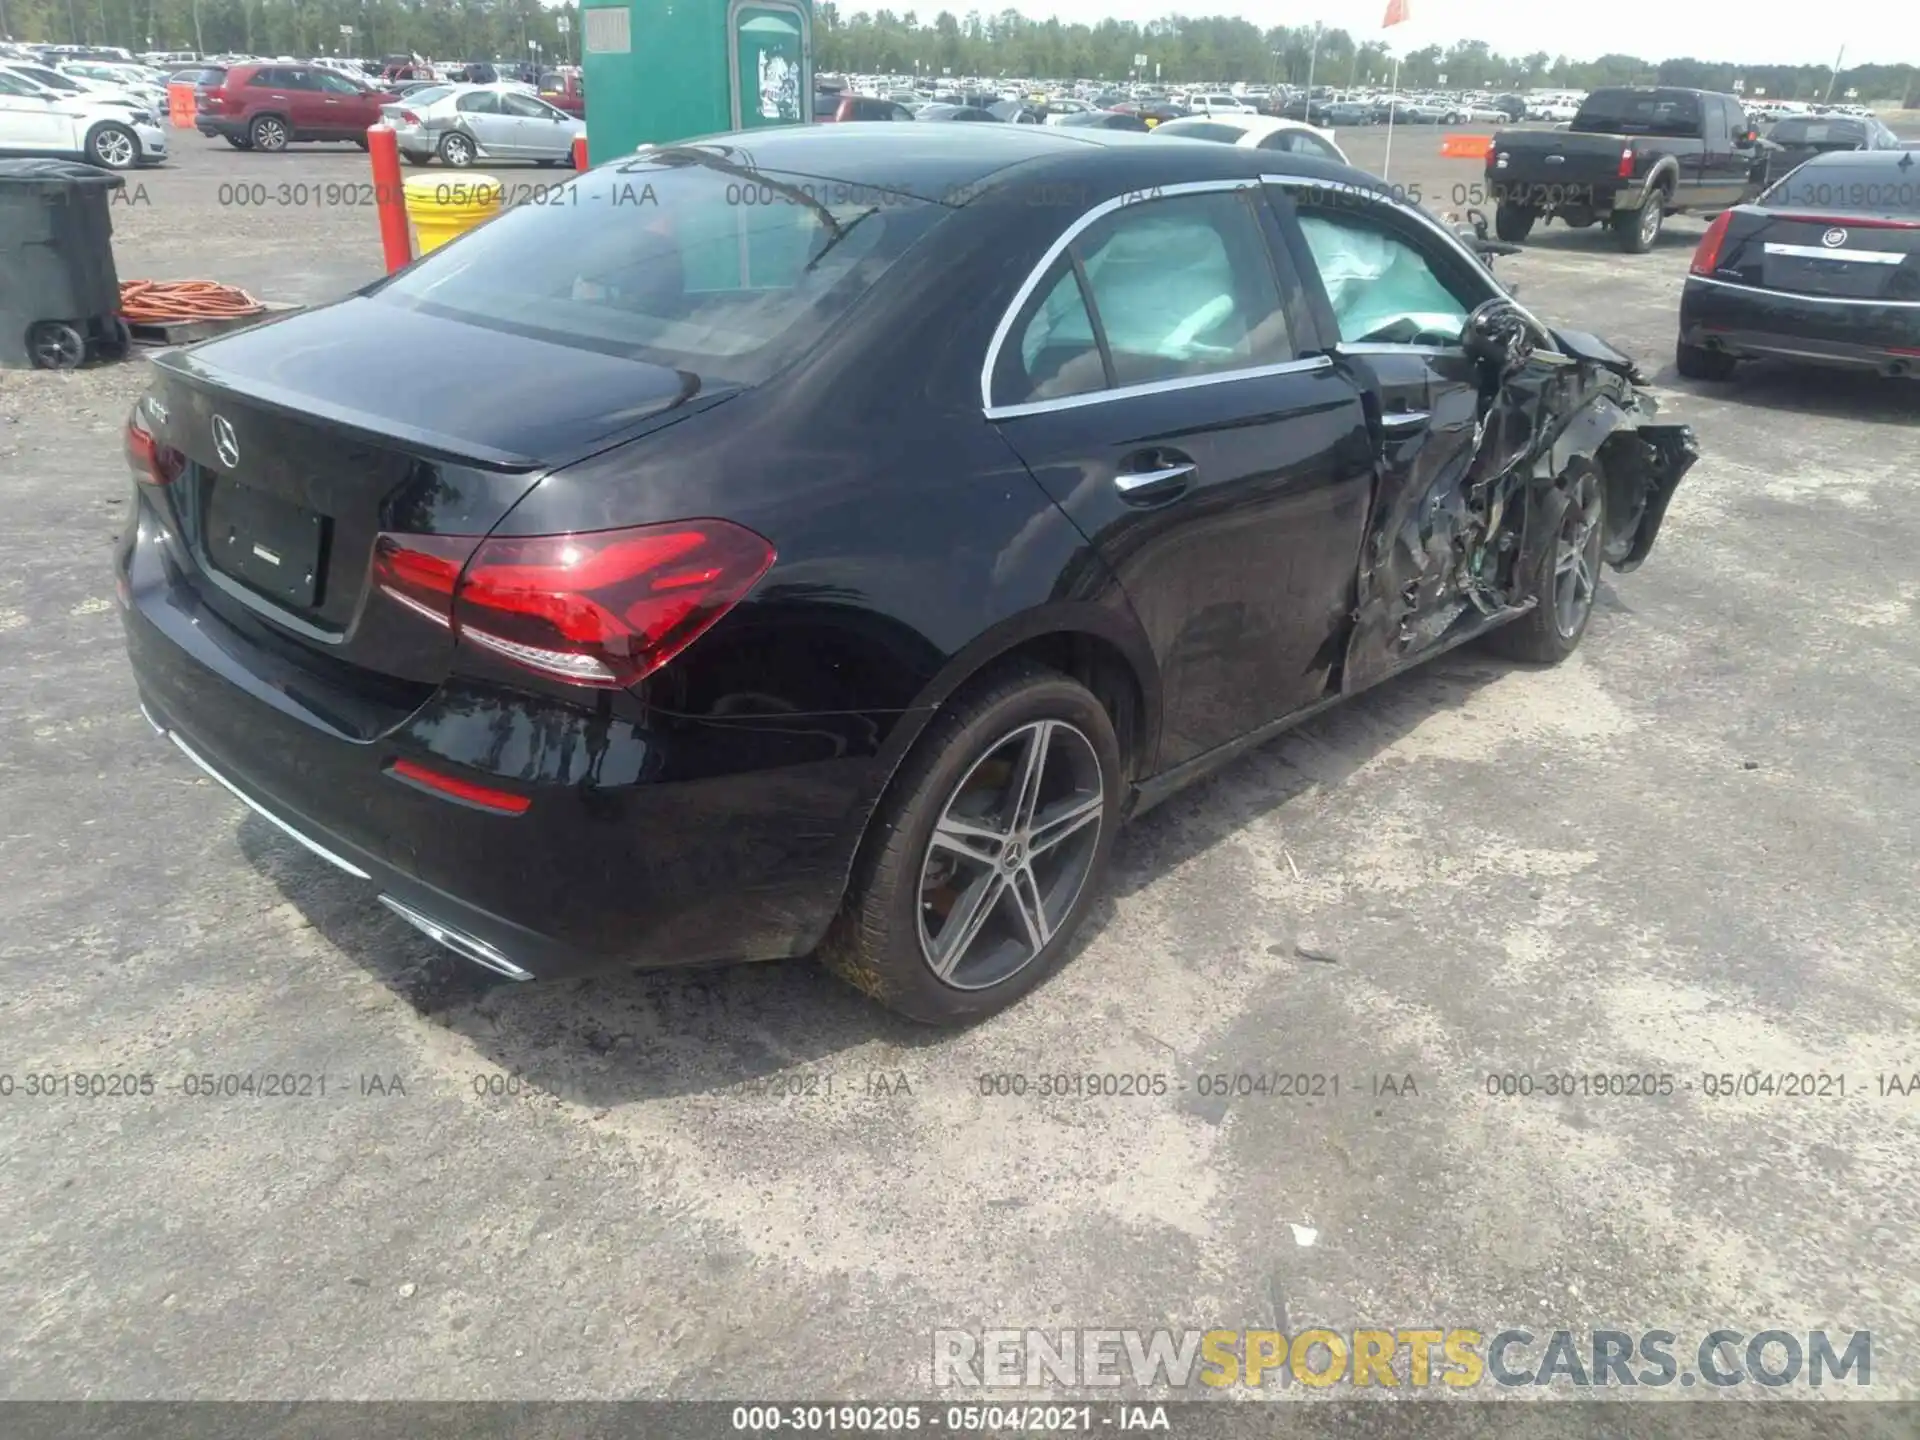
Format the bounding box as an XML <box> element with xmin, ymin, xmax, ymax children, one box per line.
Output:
<box><xmin>402</xmin><ymin>174</ymin><xmax>503</xmax><ymax>255</ymax></box>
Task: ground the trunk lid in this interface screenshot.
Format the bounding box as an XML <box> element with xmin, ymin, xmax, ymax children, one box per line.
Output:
<box><xmin>1718</xmin><ymin>210</ymin><xmax>1920</xmax><ymax>302</ymax></box>
<box><xmin>144</xmin><ymin>298</ymin><xmax>723</xmax><ymax>686</ymax></box>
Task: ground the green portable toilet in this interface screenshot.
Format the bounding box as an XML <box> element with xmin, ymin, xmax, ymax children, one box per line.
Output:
<box><xmin>578</xmin><ymin>0</ymin><xmax>814</xmax><ymax>164</ymax></box>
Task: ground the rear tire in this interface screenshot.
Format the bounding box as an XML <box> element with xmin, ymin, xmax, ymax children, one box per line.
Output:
<box><xmin>437</xmin><ymin>131</ymin><xmax>475</xmax><ymax>166</ymax></box>
<box><xmin>819</xmin><ymin>662</ymin><xmax>1122</xmax><ymax>1025</ymax></box>
<box><xmin>1612</xmin><ymin>196</ymin><xmax>1665</xmax><ymax>253</ymax></box>
<box><xmin>248</xmin><ymin>114</ymin><xmax>289</xmax><ymax>152</ymax></box>
<box><xmin>1483</xmin><ymin>465</ymin><xmax>1605</xmax><ymax>665</ymax></box>
<box><xmin>1675</xmin><ymin>339</ymin><xmax>1738</xmax><ymax>381</ymax></box>
<box><xmin>1494</xmin><ymin>202</ymin><xmax>1536</xmax><ymax>243</ymax></box>
<box><xmin>223</xmin><ymin>134</ymin><xmax>253</xmax><ymax>150</ymax></box>
<box><xmin>400</xmin><ymin>150</ymin><xmax>431</xmax><ymax>166</ymax></box>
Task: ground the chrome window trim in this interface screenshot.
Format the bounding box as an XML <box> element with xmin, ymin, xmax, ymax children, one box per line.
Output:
<box><xmin>1762</xmin><ymin>241</ymin><xmax>1906</xmax><ymax>265</ymax></box>
<box><xmin>1262</xmin><ymin>174</ymin><xmax>1566</xmax><ymax>354</ymax></box>
<box><xmin>1687</xmin><ymin>273</ymin><xmax>1920</xmax><ymax>308</ymax></box>
<box><xmin>978</xmin><ymin>177</ymin><xmax>1266</xmax><ymax>416</ymax></box>
<box><xmin>986</xmin><ymin>355</ymin><xmax>1334</xmax><ymax>421</ymax></box>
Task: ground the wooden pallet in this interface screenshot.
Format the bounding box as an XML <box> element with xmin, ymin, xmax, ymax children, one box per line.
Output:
<box><xmin>127</xmin><ymin>300</ymin><xmax>302</xmax><ymax>347</ymax></box>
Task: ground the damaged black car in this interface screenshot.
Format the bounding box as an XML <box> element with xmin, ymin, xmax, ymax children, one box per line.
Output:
<box><xmin>118</xmin><ymin>127</ymin><xmax>1696</xmax><ymax>1024</ymax></box>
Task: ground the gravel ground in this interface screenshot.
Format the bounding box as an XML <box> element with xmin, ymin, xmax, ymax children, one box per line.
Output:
<box><xmin>0</xmin><ymin>127</ymin><xmax>1916</xmax><ymax>1408</ymax></box>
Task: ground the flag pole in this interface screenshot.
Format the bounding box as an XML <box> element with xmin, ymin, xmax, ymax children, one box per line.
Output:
<box><xmin>1383</xmin><ymin>53</ymin><xmax>1400</xmax><ymax>180</ymax></box>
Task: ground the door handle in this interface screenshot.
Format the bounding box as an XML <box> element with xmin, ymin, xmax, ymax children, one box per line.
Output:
<box><xmin>1381</xmin><ymin>410</ymin><xmax>1430</xmax><ymax>432</ymax></box>
<box><xmin>1114</xmin><ymin>462</ymin><xmax>1195</xmax><ymax>499</ymax></box>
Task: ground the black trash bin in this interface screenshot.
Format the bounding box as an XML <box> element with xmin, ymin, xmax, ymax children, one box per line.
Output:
<box><xmin>0</xmin><ymin>158</ymin><xmax>130</xmax><ymax>371</ymax></box>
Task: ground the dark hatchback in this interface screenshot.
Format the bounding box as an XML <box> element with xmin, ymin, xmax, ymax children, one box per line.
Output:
<box><xmin>1678</xmin><ymin>149</ymin><xmax>1920</xmax><ymax>381</ymax></box>
<box><xmin>118</xmin><ymin>126</ymin><xmax>1697</xmax><ymax>1023</ymax></box>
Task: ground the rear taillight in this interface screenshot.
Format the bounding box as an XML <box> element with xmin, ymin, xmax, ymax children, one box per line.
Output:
<box><xmin>372</xmin><ymin>521</ymin><xmax>775</xmax><ymax>689</ymax></box>
<box><xmin>125</xmin><ymin>408</ymin><xmax>183</xmax><ymax>486</ymax></box>
<box><xmin>1691</xmin><ymin>211</ymin><xmax>1733</xmax><ymax>275</ymax></box>
<box><xmin>399</xmin><ymin>109</ymin><xmax>421</xmax><ymax>126</ymax></box>
<box><xmin>1616</xmin><ymin>147</ymin><xmax>1635</xmax><ymax>180</ymax></box>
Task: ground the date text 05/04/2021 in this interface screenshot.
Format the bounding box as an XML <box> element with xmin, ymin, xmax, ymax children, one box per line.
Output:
<box><xmin>730</xmin><ymin>1405</ymin><xmax>1170</xmax><ymax>1432</ymax></box>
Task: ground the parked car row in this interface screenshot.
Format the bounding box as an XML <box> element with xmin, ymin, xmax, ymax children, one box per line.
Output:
<box><xmin>0</xmin><ymin>61</ymin><xmax>167</xmax><ymax>168</ymax></box>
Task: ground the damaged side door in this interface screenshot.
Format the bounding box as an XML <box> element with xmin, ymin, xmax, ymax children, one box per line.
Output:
<box><xmin>1261</xmin><ymin>176</ymin><xmax>1698</xmax><ymax>692</ymax></box>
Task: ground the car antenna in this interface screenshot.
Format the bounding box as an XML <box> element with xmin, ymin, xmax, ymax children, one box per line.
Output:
<box><xmin>1901</xmin><ymin>150</ymin><xmax>1915</xmax><ymax>170</ymax></box>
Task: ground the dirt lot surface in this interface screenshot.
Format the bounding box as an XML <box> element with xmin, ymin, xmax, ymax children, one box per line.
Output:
<box><xmin>1</xmin><ymin>126</ymin><xmax>1916</xmax><ymax>1406</ymax></box>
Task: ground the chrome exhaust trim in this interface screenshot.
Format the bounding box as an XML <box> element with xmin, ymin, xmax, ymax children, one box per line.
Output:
<box><xmin>378</xmin><ymin>894</ymin><xmax>535</xmax><ymax>982</ymax></box>
<box><xmin>166</xmin><ymin>730</ymin><xmax>372</xmax><ymax>880</ymax></box>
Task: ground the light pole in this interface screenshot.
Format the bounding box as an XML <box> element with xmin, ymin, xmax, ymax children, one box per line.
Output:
<box><xmin>1304</xmin><ymin>21</ymin><xmax>1321</xmax><ymax>97</ymax></box>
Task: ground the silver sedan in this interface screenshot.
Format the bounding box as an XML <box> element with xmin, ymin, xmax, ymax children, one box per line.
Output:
<box><xmin>381</xmin><ymin>83</ymin><xmax>584</xmax><ymax>167</ymax></box>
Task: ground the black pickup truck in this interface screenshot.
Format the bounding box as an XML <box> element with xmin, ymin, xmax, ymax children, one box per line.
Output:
<box><xmin>1486</xmin><ymin>87</ymin><xmax>1767</xmax><ymax>253</ymax></box>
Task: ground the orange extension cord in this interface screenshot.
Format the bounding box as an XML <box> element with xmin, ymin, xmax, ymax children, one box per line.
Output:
<box><xmin>119</xmin><ymin>280</ymin><xmax>265</xmax><ymax>325</ymax></box>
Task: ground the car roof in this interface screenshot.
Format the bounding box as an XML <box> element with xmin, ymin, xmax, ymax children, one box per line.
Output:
<box><xmin>640</xmin><ymin>123</ymin><xmax>1367</xmax><ymax>206</ymax></box>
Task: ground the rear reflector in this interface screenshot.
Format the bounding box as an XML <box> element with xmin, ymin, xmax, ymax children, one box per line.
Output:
<box><xmin>386</xmin><ymin>757</ymin><xmax>532</xmax><ymax>814</ymax></box>
<box><xmin>125</xmin><ymin>407</ymin><xmax>184</xmax><ymax>486</ymax></box>
<box><xmin>1691</xmin><ymin>211</ymin><xmax>1734</xmax><ymax>276</ymax></box>
<box><xmin>371</xmin><ymin>520</ymin><xmax>776</xmax><ymax>690</ymax></box>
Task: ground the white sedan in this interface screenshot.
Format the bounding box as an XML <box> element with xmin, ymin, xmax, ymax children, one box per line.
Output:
<box><xmin>1148</xmin><ymin>113</ymin><xmax>1349</xmax><ymax>165</ymax></box>
<box><xmin>379</xmin><ymin>83</ymin><xmax>584</xmax><ymax>167</ymax></box>
<box><xmin>0</xmin><ymin>67</ymin><xmax>167</xmax><ymax>168</ymax></box>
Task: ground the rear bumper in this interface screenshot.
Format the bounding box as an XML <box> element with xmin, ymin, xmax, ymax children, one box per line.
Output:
<box><xmin>195</xmin><ymin>117</ymin><xmax>245</xmax><ymax>140</ymax></box>
<box><xmin>116</xmin><ymin>494</ymin><xmax>889</xmax><ymax>981</ymax></box>
<box><xmin>1680</xmin><ymin>276</ymin><xmax>1920</xmax><ymax>374</ymax></box>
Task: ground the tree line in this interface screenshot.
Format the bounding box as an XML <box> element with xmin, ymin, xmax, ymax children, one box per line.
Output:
<box><xmin>2</xmin><ymin>0</ymin><xmax>1914</xmax><ymax>106</ymax></box>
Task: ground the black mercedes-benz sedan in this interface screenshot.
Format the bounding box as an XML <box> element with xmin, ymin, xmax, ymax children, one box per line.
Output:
<box><xmin>118</xmin><ymin>124</ymin><xmax>1696</xmax><ymax>1023</ymax></box>
<box><xmin>1678</xmin><ymin>149</ymin><xmax>1920</xmax><ymax>381</ymax></box>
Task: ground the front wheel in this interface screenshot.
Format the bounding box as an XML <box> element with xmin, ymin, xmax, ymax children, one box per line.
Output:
<box><xmin>820</xmin><ymin>663</ymin><xmax>1122</xmax><ymax>1024</ymax></box>
<box><xmin>1483</xmin><ymin>465</ymin><xmax>1605</xmax><ymax>665</ymax></box>
<box><xmin>1612</xmin><ymin>198</ymin><xmax>1664</xmax><ymax>253</ymax></box>
<box><xmin>86</xmin><ymin>122</ymin><xmax>140</xmax><ymax>170</ymax></box>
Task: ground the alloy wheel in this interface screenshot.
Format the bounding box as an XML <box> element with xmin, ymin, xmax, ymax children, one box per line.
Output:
<box><xmin>254</xmin><ymin>118</ymin><xmax>286</xmax><ymax>151</ymax></box>
<box><xmin>1640</xmin><ymin>204</ymin><xmax>1662</xmax><ymax>246</ymax></box>
<box><xmin>1553</xmin><ymin>471</ymin><xmax>1604</xmax><ymax>638</ymax></box>
<box><xmin>94</xmin><ymin>127</ymin><xmax>136</xmax><ymax>168</ymax></box>
<box><xmin>916</xmin><ymin>719</ymin><xmax>1104</xmax><ymax>991</ymax></box>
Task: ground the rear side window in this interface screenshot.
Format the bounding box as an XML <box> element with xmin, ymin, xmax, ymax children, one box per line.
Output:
<box><xmin>995</xmin><ymin>190</ymin><xmax>1297</xmax><ymax>406</ymax></box>
<box><xmin>457</xmin><ymin>90</ymin><xmax>501</xmax><ymax>114</ymax></box>
<box><xmin>1766</xmin><ymin>161</ymin><xmax>1920</xmax><ymax>214</ymax></box>
<box><xmin>372</xmin><ymin>159</ymin><xmax>943</xmax><ymax>385</ymax></box>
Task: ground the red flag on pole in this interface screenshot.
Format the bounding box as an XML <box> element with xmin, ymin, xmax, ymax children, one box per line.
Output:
<box><xmin>1383</xmin><ymin>0</ymin><xmax>1408</xmax><ymax>25</ymax></box>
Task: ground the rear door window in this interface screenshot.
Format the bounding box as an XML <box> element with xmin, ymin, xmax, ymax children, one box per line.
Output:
<box><xmin>993</xmin><ymin>189</ymin><xmax>1298</xmax><ymax>406</ymax></box>
<box><xmin>457</xmin><ymin>89</ymin><xmax>501</xmax><ymax>114</ymax></box>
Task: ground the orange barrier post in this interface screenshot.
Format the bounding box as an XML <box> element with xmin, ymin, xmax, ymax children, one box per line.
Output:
<box><xmin>1440</xmin><ymin>133</ymin><xmax>1493</xmax><ymax>160</ymax></box>
<box><xmin>167</xmin><ymin>81</ymin><xmax>196</xmax><ymax>128</ymax></box>
<box><xmin>367</xmin><ymin>125</ymin><xmax>413</xmax><ymax>274</ymax></box>
<box><xmin>572</xmin><ymin>134</ymin><xmax>588</xmax><ymax>171</ymax></box>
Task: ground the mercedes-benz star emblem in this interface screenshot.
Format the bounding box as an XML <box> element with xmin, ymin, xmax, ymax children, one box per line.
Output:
<box><xmin>1822</xmin><ymin>228</ymin><xmax>1849</xmax><ymax>248</ymax></box>
<box><xmin>211</xmin><ymin>414</ymin><xmax>239</xmax><ymax>469</ymax></box>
